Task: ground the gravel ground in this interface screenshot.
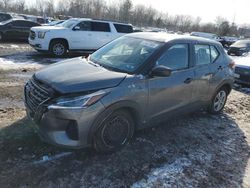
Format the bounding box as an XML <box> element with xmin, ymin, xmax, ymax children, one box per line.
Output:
<box><xmin>0</xmin><ymin>42</ymin><xmax>250</xmax><ymax>188</ymax></box>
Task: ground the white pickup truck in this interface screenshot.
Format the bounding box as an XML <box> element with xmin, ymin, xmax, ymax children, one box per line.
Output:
<box><xmin>29</xmin><ymin>18</ymin><xmax>133</xmax><ymax>57</ymax></box>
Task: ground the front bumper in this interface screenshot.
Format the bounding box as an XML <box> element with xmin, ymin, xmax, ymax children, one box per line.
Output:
<box><xmin>28</xmin><ymin>37</ymin><xmax>50</xmax><ymax>51</ymax></box>
<box><xmin>26</xmin><ymin>101</ymin><xmax>105</xmax><ymax>149</ymax></box>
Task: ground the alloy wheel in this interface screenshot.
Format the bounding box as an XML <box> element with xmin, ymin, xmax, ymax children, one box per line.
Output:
<box><xmin>213</xmin><ymin>90</ymin><xmax>227</xmax><ymax>112</ymax></box>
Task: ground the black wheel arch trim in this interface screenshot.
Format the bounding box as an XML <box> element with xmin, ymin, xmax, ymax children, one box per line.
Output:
<box><xmin>211</xmin><ymin>80</ymin><xmax>233</xmax><ymax>101</ymax></box>
<box><xmin>87</xmin><ymin>100</ymin><xmax>143</xmax><ymax>145</ymax></box>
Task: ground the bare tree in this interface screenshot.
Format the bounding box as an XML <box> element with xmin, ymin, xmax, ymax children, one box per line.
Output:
<box><xmin>119</xmin><ymin>0</ymin><xmax>132</xmax><ymax>22</ymax></box>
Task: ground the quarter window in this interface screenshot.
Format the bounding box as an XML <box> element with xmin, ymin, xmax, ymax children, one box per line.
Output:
<box><xmin>114</xmin><ymin>24</ymin><xmax>133</xmax><ymax>33</ymax></box>
<box><xmin>156</xmin><ymin>44</ymin><xmax>189</xmax><ymax>70</ymax></box>
<box><xmin>210</xmin><ymin>46</ymin><xmax>219</xmax><ymax>62</ymax></box>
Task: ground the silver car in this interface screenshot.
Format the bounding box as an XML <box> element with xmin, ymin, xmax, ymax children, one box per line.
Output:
<box><xmin>24</xmin><ymin>33</ymin><xmax>235</xmax><ymax>152</ymax></box>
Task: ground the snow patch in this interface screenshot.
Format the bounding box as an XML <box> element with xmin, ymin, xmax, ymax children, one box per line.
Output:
<box><xmin>0</xmin><ymin>57</ymin><xmax>44</xmax><ymax>70</ymax></box>
<box><xmin>131</xmin><ymin>157</ymin><xmax>192</xmax><ymax>188</ymax></box>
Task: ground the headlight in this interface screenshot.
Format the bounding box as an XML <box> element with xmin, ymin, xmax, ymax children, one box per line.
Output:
<box><xmin>48</xmin><ymin>90</ymin><xmax>107</xmax><ymax>109</ymax></box>
<box><xmin>38</xmin><ymin>31</ymin><xmax>48</xmax><ymax>39</ymax></box>
<box><xmin>240</xmin><ymin>47</ymin><xmax>247</xmax><ymax>51</ymax></box>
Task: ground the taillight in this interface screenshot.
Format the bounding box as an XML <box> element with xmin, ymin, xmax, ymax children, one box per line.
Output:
<box><xmin>228</xmin><ymin>60</ymin><xmax>235</xmax><ymax>69</ymax></box>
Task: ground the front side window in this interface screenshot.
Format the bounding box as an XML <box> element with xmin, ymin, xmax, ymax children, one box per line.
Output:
<box><xmin>195</xmin><ymin>45</ymin><xmax>211</xmax><ymax>65</ymax></box>
<box><xmin>156</xmin><ymin>44</ymin><xmax>189</xmax><ymax>70</ymax></box>
<box><xmin>91</xmin><ymin>22</ymin><xmax>110</xmax><ymax>32</ymax></box>
<box><xmin>76</xmin><ymin>21</ymin><xmax>91</xmax><ymax>31</ymax></box>
<box><xmin>90</xmin><ymin>36</ymin><xmax>163</xmax><ymax>73</ymax></box>
<box><xmin>57</xmin><ymin>19</ymin><xmax>79</xmax><ymax>28</ymax></box>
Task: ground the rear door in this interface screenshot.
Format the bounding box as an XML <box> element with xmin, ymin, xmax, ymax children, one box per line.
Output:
<box><xmin>192</xmin><ymin>44</ymin><xmax>221</xmax><ymax>103</ymax></box>
<box><xmin>147</xmin><ymin>43</ymin><xmax>195</xmax><ymax>123</ymax></box>
<box><xmin>89</xmin><ymin>21</ymin><xmax>112</xmax><ymax>49</ymax></box>
<box><xmin>70</xmin><ymin>21</ymin><xmax>93</xmax><ymax>50</ymax></box>
<box><xmin>71</xmin><ymin>21</ymin><xmax>111</xmax><ymax>50</ymax></box>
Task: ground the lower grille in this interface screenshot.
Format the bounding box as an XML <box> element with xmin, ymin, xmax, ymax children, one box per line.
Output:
<box><xmin>25</xmin><ymin>77</ymin><xmax>51</xmax><ymax>117</ymax></box>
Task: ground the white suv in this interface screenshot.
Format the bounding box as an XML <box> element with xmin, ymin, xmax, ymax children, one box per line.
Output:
<box><xmin>29</xmin><ymin>18</ymin><xmax>133</xmax><ymax>57</ymax></box>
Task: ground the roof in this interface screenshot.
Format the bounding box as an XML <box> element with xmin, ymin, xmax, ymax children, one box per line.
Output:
<box><xmin>67</xmin><ymin>18</ymin><xmax>132</xmax><ymax>25</ymax></box>
<box><xmin>127</xmin><ymin>32</ymin><xmax>221</xmax><ymax>45</ymax></box>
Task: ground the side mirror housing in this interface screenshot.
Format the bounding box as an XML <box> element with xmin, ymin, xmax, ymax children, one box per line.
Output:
<box><xmin>151</xmin><ymin>65</ymin><xmax>172</xmax><ymax>77</ymax></box>
<box><xmin>73</xmin><ymin>26</ymin><xmax>80</xmax><ymax>31</ymax></box>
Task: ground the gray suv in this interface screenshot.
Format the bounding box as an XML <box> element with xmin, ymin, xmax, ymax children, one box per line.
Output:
<box><xmin>24</xmin><ymin>33</ymin><xmax>235</xmax><ymax>152</ymax></box>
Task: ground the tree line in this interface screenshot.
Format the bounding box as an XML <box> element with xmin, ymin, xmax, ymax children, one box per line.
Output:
<box><xmin>0</xmin><ymin>0</ymin><xmax>249</xmax><ymax>37</ymax></box>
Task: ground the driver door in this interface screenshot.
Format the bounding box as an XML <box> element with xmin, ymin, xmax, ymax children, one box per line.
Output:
<box><xmin>146</xmin><ymin>43</ymin><xmax>195</xmax><ymax>123</ymax></box>
<box><xmin>70</xmin><ymin>21</ymin><xmax>93</xmax><ymax>50</ymax></box>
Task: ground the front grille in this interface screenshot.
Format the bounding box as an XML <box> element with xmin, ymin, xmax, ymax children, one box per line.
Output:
<box><xmin>29</xmin><ymin>30</ymin><xmax>36</xmax><ymax>40</ymax></box>
<box><xmin>25</xmin><ymin>77</ymin><xmax>51</xmax><ymax>117</ymax></box>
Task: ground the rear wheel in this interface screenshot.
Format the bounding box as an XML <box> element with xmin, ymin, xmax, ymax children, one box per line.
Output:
<box><xmin>49</xmin><ymin>40</ymin><xmax>68</xmax><ymax>57</ymax></box>
<box><xmin>208</xmin><ymin>87</ymin><xmax>228</xmax><ymax>114</ymax></box>
<box><xmin>93</xmin><ymin>110</ymin><xmax>135</xmax><ymax>153</ymax></box>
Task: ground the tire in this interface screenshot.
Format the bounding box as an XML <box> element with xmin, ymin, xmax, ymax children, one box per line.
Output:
<box><xmin>49</xmin><ymin>40</ymin><xmax>68</xmax><ymax>57</ymax></box>
<box><xmin>93</xmin><ymin>110</ymin><xmax>135</xmax><ymax>153</ymax></box>
<box><xmin>208</xmin><ymin>87</ymin><xmax>228</xmax><ymax>114</ymax></box>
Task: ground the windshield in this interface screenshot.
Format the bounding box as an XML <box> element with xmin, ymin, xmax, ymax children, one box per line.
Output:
<box><xmin>90</xmin><ymin>36</ymin><xmax>163</xmax><ymax>73</ymax></box>
<box><xmin>231</xmin><ymin>40</ymin><xmax>250</xmax><ymax>48</ymax></box>
<box><xmin>56</xmin><ymin>19</ymin><xmax>78</xmax><ymax>28</ymax></box>
<box><xmin>0</xmin><ymin>19</ymin><xmax>12</xmax><ymax>25</ymax></box>
<box><xmin>49</xmin><ymin>20</ymin><xmax>64</xmax><ymax>26</ymax></box>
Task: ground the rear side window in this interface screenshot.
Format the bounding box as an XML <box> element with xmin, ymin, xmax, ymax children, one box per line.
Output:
<box><xmin>195</xmin><ymin>45</ymin><xmax>220</xmax><ymax>65</ymax></box>
<box><xmin>195</xmin><ymin>45</ymin><xmax>211</xmax><ymax>65</ymax></box>
<box><xmin>114</xmin><ymin>24</ymin><xmax>133</xmax><ymax>33</ymax></box>
<box><xmin>91</xmin><ymin>22</ymin><xmax>110</xmax><ymax>32</ymax></box>
<box><xmin>156</xmin><ymin>44</ymin><xmax>189</xmax><ymax>70</ymax></box>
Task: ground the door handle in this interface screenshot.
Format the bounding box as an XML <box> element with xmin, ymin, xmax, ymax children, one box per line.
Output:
<box><xmin>184</xmin><ymin>78</ymin><xmax>193</xmax><ymax>84</ymax></box>
<box><xmin>217</xmin><ymin>66</ymin><xmax>223</xmax><ymax>70</ymax></box>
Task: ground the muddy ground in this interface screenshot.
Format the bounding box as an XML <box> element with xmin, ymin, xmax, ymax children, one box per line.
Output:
<box><xmin>0</xmin><ymin>42</ymin><xmax>250</xmax><ymax>188</ymax></box>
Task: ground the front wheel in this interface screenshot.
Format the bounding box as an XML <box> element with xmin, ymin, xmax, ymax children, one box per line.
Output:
<box><xmin>208</xmin><ymin>88</ymin><xmax>228</xmax><ymax>114</ymax></box>
<box><xmin>49</xmin><ymin>40</ymin><xmax>68</xmax><ymax>57</ymax></box>
<box><xmin>93</xmin><ymin>110</ymin><xmax>135</xmax><ymax>153</ymax></box>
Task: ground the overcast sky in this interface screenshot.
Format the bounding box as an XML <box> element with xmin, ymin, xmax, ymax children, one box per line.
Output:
<box><xmin>133</xmin><ymin>0</ymin><xmax>250</xmax><ymax>25</ymax></box>
<box><xmin>26</xmin><ymin>0</ymin><xmax>250</xmax><ymax>25</ymax></box>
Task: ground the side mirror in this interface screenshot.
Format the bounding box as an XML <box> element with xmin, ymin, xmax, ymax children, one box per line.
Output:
<box><xmin>151</xmin><ymin>65</ymin><xmax>172</xmax><ymax>77</ymax></box>
<box><xmin>73</xmin><ymin>26</ymin><xmax>80</xmax><ymax>31</ymax></box>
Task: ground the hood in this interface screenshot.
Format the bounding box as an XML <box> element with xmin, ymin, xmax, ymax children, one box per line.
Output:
<box><xmin>235</xmin><ymin>57</ymin><xmax>250</xmax><ymax>68</ymax></box>
<box><xmin>34</xmin><ymin>57</ymin><xmax>127</xmax><ymax>94</ymax></box>
<box><xmin>31</xmin><ymin>26</ymin><xmax>66</xmax><ymax>31</ymax></box>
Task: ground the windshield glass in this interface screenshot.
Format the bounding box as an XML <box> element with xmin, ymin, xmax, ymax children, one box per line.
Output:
<box><xmin>57</xmin><ymin>19</ymin><xmax>78</xmax><ymax>28</ymax></box>
<box><xmin>231</xmin><ymin>40</ymin><xmax>250</xmax><ymax>47</ymax></box>
<box><xmin>90</xmin><ymin>36</ymin><xmax>163</xmax><ymax>73</ymax></box>
<box><xmin>0</xmin><ymin>19</ymin><xmax>12</xmax><ymax>25</ymax></box>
